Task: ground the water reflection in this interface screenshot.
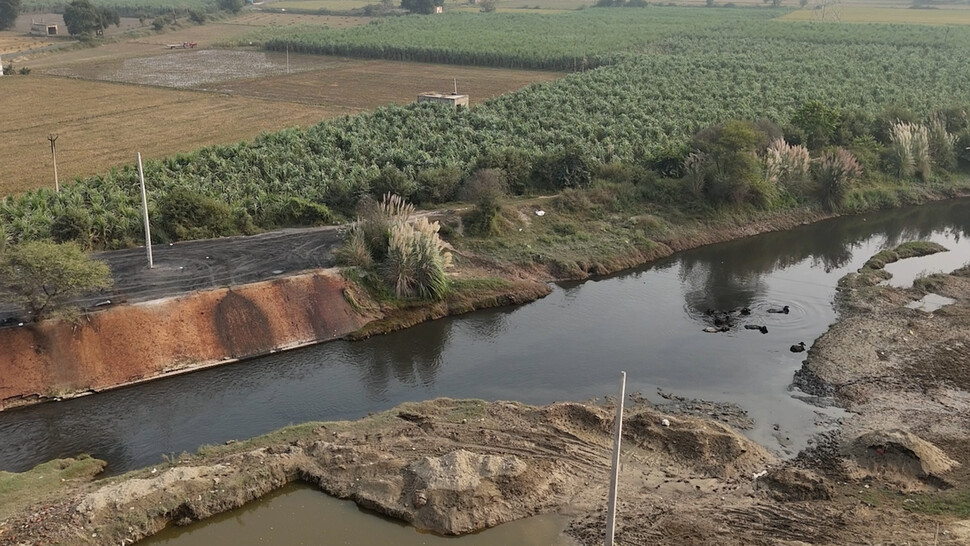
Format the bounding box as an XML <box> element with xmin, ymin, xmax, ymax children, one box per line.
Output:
<box><xmin>1</xmin><ymin>199</ymin><xmax>969</xmax><ymax>474</ymax></box>
<box><xmin>142</xmin><ymin>483</ymin><xmax>576</xmax><ymax>546</ymax></box>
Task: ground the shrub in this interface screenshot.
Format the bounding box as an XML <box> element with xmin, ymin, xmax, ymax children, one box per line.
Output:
<box><xmin>693</xmin><ymin>120</ymin><xmax>764</xmax><ymax>206</ymax></box>
<box><xmin>813</xmin><ymin>147</ymin><xmax>862</xmax><ymax>211</ymax></box>
<box><xmin>188</xmin><ymin>8</ymin><xmax>207</xmax><ymax>23</ymax></box>
<box><xmin>272</xmin><ymin>196</ymin><xmax>333</xmax><ymax>227</ymax></box>
<box><xmin>790</xmin><ymin>100</ymin><xmax>840</xmax><ymax>149</ymax></box>
<box><xmin>888</xmin><ymin>121</ymin><xmax>930</xmax><ymax>181</ymax></box>
<box><xmin>156</xmin><ymin>187</ymin><xmax>237</xmax><ymax>241</ymax></box>
<box><xmin>462</xmin><ymin>168</ymin><xmax>507</xmax><ymax>236</ymax></box>
<box><xmin>926</xmin><ymin>114</ymin><xmax>957</xmax><ymax>172</ymax></box>
<box><xmin>370</xmin><ymin>165</ymin><xmax>417</xmax><ymax>200</ymax></box>
<box><xmin>764</xmin><ymin>138</ymin><xmax>810</xmax><ymax>197</ymax></box>
<box><xmin>51</xmin><ymin>207</ymin><xmax>93</xmax><ymax>248</ymax></box>
<box><xmin>477</xmin><ymin>148</ymin><xmax>533</xmax><ymax>195</ymax></box>
<box><xmin>415</xmin><ymin>165</ymin><xmax>463</xmax><ymax>204</ymax></box>
<box><xmin>682</xmin><ymin>152</ymin><xmax>707</xmax><ymax>199</ymax></box>
<box><xmin>530</xmin><ymin>146</ymin><xmax>593</xmax><ymax>191</ymax></box>
<box><xmin>383</xmin><ymin>217</ymin><xmax>451</xmax><ymax>300</ymax></box>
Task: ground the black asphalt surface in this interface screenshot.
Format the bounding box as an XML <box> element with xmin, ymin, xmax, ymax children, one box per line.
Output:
<box><xmin>0</xmin><ymin>225</ymin><xmax>345</xmax><ymax>324</ymax></box>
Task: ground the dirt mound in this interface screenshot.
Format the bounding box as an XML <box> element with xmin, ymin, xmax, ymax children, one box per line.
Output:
<box><xmin>757</xmin><ymin>468</ymin><xmax>833</xmax><ymax>502</ymax></box>
<box><xmin>405</xmin><ymin>449</ymin><xmax>559</xmax><ymax>534</ymax></box>
<box><xmin>624</xmin><ymin>410</ymin><xmax>776</xmax><ymax>479</ymax></box>
<box><xmin>844</xmin><ymin>429</ymin><xmax>959</xmax><ymax>489</ymax></box>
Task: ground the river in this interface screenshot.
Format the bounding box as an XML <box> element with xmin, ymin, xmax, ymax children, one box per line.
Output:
<box><xmin>1</xmin><ymin>199</ymin><xmax>969</xmax><ymax>475</ymax></box>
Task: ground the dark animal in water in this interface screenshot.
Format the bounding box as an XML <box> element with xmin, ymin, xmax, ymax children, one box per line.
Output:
<box><xmin>744</xmin><ymin>324</ymin><xmax>768</xmax><ymax>334</ymax></box>
<box><xmin>713</xmin><ymin>313</ymin><xmax>735</xmax><ymax>327</ymax></box>
<box><xmin>739</xmin><ymin>307</ymin><xmax>751</xmax><ymax>316</ymax></box>
<box><xmin>790</xmin><ymin>341</ymin><xmax>806</xmax><ymax>353</ymax></box>
<box><xmin>768</xmin><ymin>305</ymin><xmax>790</xmax><ymax>314</ymax></box>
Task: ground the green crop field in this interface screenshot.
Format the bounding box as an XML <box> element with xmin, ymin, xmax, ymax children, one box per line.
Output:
<box><xmin>5</xmin><ymin>7</ymin><xmax>970</xmax><ymax>249</ymax></box>
<box><xmin>255</xmin><ymin>8</ymin><xmax>781</xmax><ymax>70</ymax></box>
<box><xmin>20</xmin><ymin>0</ymin><xmax>216</xmax><ymax>16</ymax></box>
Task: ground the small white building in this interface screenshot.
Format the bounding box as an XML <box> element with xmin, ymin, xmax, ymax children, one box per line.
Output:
<box><xmin>417</xmin><ymin>92</ymin><xmax>469</xmax><ymax>108</ymax></box>
<box><xmin>30</xmin><ymin>20</ymin><xmax>59</xmax><ymax>36</ymax></box>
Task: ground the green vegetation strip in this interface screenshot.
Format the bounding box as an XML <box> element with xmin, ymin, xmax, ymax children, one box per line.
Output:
<box><xmin>5</xmin><ymin>8</ymin><xmax>970</xmax><ymax>253</ymax></box>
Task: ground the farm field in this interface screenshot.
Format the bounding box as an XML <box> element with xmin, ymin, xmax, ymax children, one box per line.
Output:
<box><xmin>781</xmin><ymin>5</ymin><xmax>970</xmax><ymax>25</ymax></box>
<box><xmin>206</xmin><ymin>59</ymin><xmax>562</xmax><ymax>107</ymax></box>
<box><xmin>0</xmin><ymin>76</ymin><xmax>343</xmax><ymax>196</ymax></box>
<box><xmin>0</xmin><ymin>54</ymin><xmax>559</xmax><ymax>195</ymax></box>
<box><xmin>269</xmin><ymin>0</ymin><xmax>375</xmax><ymax>11</ymax></box>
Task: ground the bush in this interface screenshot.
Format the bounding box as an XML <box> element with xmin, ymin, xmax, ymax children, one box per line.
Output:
<box><xmin>693</xmin><ymin>120</ymin><xmax>765</xmax><ymax>206</ymax></box>
<box><xmin>369</xmin><ymin>165</ymin><xmax>417</xmax><ymax>200</ymax></box>
<box><xmin>51</xmin><ymin>207</ymin><xmax>93</xmax><ymax>248</ymax></box>
<box><xmin>530</xmin><ymin>146</ymin><xmax>593</xmax><ymax>191</ymax></box>
<box><xmin>156</xmin><ymin>188</ymin><xmax>238</xmax><ymax>241</ymax></box>
<box><xmin>188</xmin><ymin>8</ymin><xmax>207</xmax><ymax>23</ymax></box>
<box><xmin>790</xmin><ymin>100</ymin><xmax>840</xmax><ymax>149</ymax></box>
<box><xmin>813</xmin><ymin>148</ymin><xmax>862</xmax><ymax>211</ymax></box>
<box><xmin>340</xmin><ymin>194</ymin><xmax>450</xmax><ymax>300</ymax></box>
<box><xmin>462</xmin><ymin>168</ymin><xmax>507</xmax><ymax>236</ymax></box>
<box><xmin>888</xmin><ymin>121</ymin><xmax>930</xmax><ymax>181</ymax></box>
<box><xmin>764</xmin><ymin>137</ymin><xmax>810</xmax><ymax>197</ymax></box>
<box><xmin>477</xmin><ymin>148</ymin><xmax>533</xmax><ymax>195</ymax></box>
<box><xmin>272</xmin><ymin>196</ymin><xmax>333</xmax><ymax>227</ymax></box>
<box><xmin>384</xmin><ymin>217</ymin><xmax>451</xmax><ymax>300</ymax></box>
<box><xmin>415</xmin><ymin>165</ymin><xmax>463</xmax><ymax>204</ymax></box>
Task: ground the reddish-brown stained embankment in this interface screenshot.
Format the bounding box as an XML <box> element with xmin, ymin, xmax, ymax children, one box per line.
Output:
<box><xmin>0</xmin><ymin>270</ymin><xmax>370</xmax><ymax>410</ymax></box>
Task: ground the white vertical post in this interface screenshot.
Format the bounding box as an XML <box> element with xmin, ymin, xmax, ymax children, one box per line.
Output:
<box><xmin>48</xmin><ymin>134</ymin><xmax>59</xmax><ymax>193</ymax></box>
<box><xmin>137</xmin><ymin>153</ymin><xmax>154</xmax><ymax>269</ymax></box>
<box><xmin>605</xmin><ymin>371</ymin><xmax>626</xmax><ymax>546</ymax></box>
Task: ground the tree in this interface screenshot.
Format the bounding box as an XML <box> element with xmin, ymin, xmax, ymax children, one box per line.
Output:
<box><xmin>479</xmin><ymin>0</ymin><xmax>497</xmax><ymax>12</ymax></box>
<box><xmin>401</xmin><ymin>0</ymin><xmax>443</xmax><ymax>14</ymax></box>
<box><xmin>63</xmin><ymin>0</ymin><xmax>119</xmax><ymax>37</ymax></box>
<box><xmin>0</xmin><ymin>0</ymin><xmax>20</xmax><ymax>31</ymax></box>
<box><xmin>218</xmin><ymin>0</ymin><xmax>245</xmax><ymax>13</ymax></box>
<box><xmin>0</xmin><ymin>241</ymin><xmax>113</xmax><ymax>322</ymax></box>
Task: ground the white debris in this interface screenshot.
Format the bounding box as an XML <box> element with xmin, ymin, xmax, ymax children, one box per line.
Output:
<box><xmin>661</xmin><ymin>418</ymin><xmax>670</xmax><ymax>427</ymax></box>
<box><xmin>535</xmin><ymin>210</ymin><xmax>545</xmax><ymax>217</ymax></box>
<box><xmin>753</xmin><ymin>470</ymin><xmax>767</xmax><ymax>479</ymax></box>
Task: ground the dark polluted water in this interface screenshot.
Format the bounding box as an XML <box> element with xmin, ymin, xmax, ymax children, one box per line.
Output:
<box><xmin>140</xmin><ymin>483</ymin><xmax>578</xmax><ymax>546</ymax></box>
<box><xmin>1</xmin><ymin>199</ymin><xmax>969</xmax><ymax>475</ymax></box>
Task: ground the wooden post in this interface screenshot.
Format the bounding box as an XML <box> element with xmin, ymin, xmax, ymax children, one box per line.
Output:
<box><xmin>605</xmin><ymin>371</ymin><xmax>626</xmax><ymax>546</ymax></box>
<box><xmin>47</xmin><ymin>134</ymin><xmax>59</xmax><ymax>193</ymax></box>
<box><xmin>137</xmin><ymin>153</ymin><xmax>154</xmax><ymax>269</ymax></box>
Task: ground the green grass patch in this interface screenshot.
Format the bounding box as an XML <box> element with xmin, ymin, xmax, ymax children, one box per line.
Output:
<box><xmin>864</xmin><ymin>241</ymin><xmax>947</xmax><ymax>270</ymax></box>
<box><xmin>0</xmin><ymin>456</ymin><xmax>106</xmax><ymax>521</ymax></box>
<box><xmin>903</xmin><ymin>490</ymin><xmax>970</xmax><ymax>518</ymax></box>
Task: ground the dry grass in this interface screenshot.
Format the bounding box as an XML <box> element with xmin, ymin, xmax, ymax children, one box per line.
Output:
<box><xmin>781</xmin><ymin>6</ymin><xmax>970</xmax><ymax>25</ymax></box>
<box><xmin>0</xmin><ymin>76</ymin><xmax>342</xmax><ymax>196</ymax></box>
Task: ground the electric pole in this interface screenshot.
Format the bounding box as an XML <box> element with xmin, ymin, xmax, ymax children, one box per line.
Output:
<box><xmin>47</xmin><ymin>134</ymin><xmax>60</xmax><ymax>193</ymax></box>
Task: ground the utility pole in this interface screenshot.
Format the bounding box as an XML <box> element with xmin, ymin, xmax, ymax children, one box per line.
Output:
<box><xmin>47</xmin><ymin>134</ymin><xmax>59</xmax><ymax>192</ymax></box>
<box><xmin>136</xmin><ymin>153</ymin><xmax>154</xmax><ymax>269</ymax></box>
<box><xmin>605</xmin><ymin>371</ymin><xmax>626</xmax><ymax>546</ymax></box>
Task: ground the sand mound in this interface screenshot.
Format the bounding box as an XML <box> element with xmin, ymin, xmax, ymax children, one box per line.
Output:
<box><xmin>844</xmin><ymin>429</ymin><xmax>959</xmax><ymax>488</ymax></box>
<box><xmin>624</xmin><ymin>410</ymin><xmax>776</xmax><ymax>479</ymax></box>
